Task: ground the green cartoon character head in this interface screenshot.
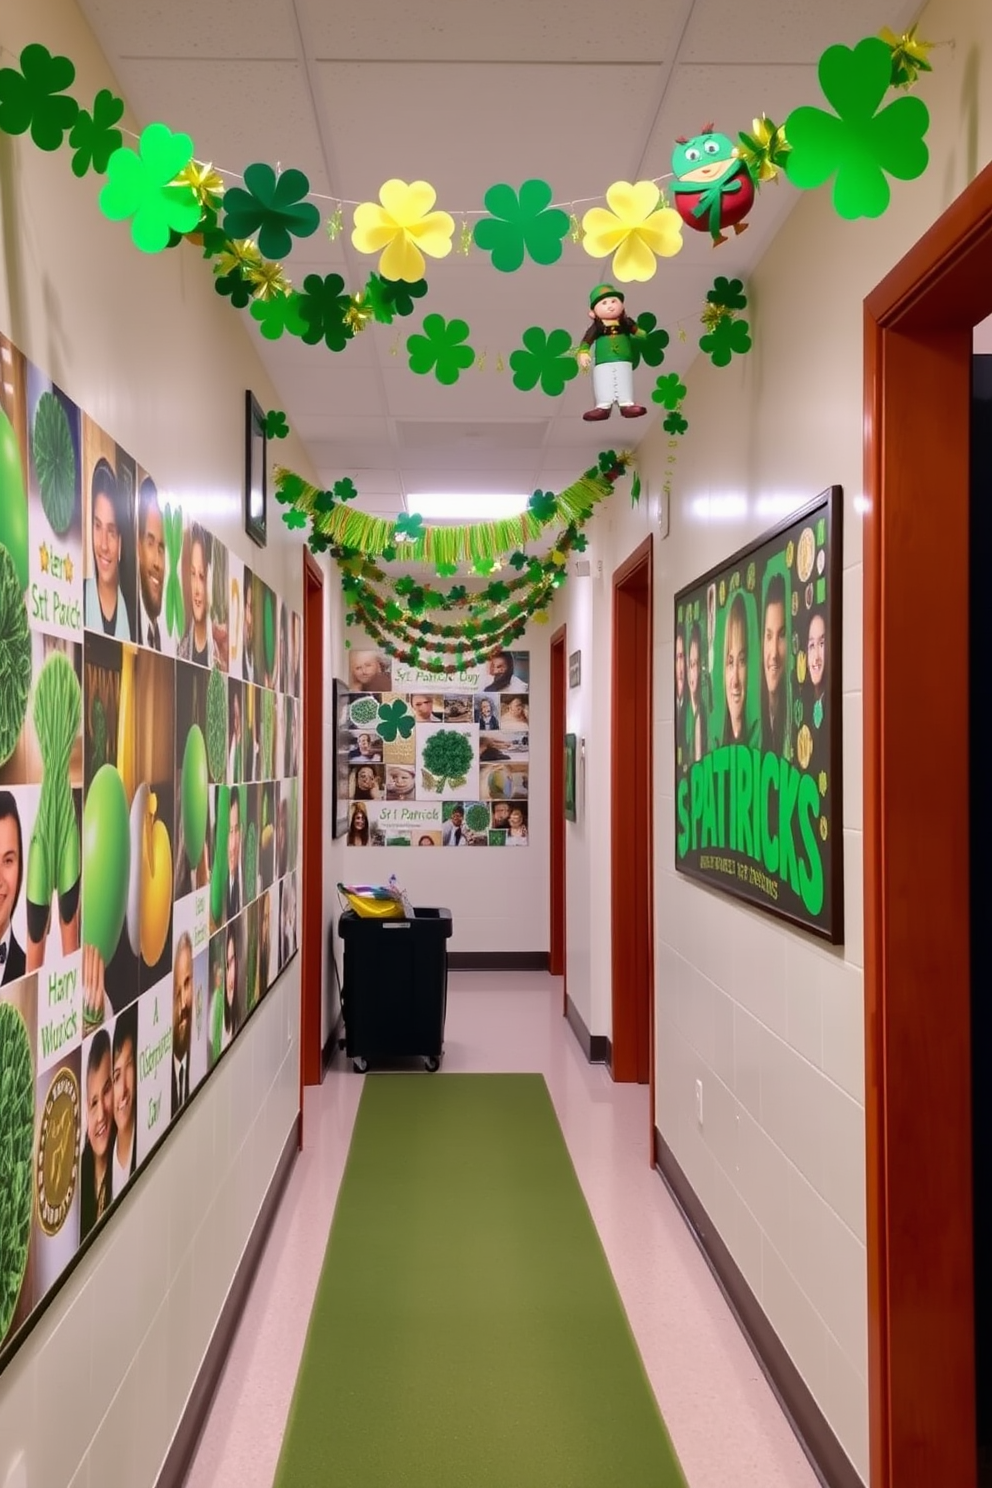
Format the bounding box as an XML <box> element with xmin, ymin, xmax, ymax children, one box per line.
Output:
<box><xmin>670</xmin><ymin>125</ymin><xmax>755</xmax><ymax>245</ymax></box>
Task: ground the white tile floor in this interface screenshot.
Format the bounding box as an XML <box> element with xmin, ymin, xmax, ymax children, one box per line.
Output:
<box><xmin>183</xmin><ymin>972</ymin><xmax>821</xmax><ymax>1487</ymax></box>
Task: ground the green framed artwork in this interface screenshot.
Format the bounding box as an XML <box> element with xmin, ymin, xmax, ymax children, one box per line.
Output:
<box><xmin>564</xmin><ymin>733</ymin><xmax>577</xmax><ymax>822</ymax></box>
<box><xmin>674</xmin><ymin>486</ymin><xmax>843</xmax><ymax>942</ymax></box>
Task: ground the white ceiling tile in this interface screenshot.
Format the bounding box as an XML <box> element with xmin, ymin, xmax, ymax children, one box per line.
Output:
<box><xmin>79</xmin><ymin>0</ymin><xmax>299</xmax><ymax>60</ymax></box>
<box><xmin>114</xmin><ymin>60</ymin><xmax>332</xmax><ymax>194</ymax></box>
<box><xmin>300</xmin><ymin>0</ymin><xmax>683</xmax><ymax>63</ymax></box>
<box><xmin>680</xmin><ymin>0</ymin><xmax>919</xmax><ymax>64</ymax></box>
<box><xmin>312</xmin><ymin>62</ymin><xmax>665</xmax><ymax>204</ymax></box>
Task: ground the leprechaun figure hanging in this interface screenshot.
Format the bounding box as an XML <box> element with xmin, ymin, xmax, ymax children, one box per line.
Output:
<box><xmin>576</xmin><ymin>284</ymin><xmax>648</xmax><ymax>421</ymax></box>
<box><xmin>670</xmin><ymin>127</ymin><xmax>756</xmax><ymax>245</ymax></box>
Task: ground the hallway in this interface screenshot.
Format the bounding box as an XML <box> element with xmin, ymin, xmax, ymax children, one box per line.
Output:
<box><xmin>185</xmin><ymin>972</ymin><xmax>819</xmax><ymax>1487</ymax></box>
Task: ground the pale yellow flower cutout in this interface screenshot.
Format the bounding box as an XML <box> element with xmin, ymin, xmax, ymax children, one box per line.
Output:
<box><xmin>581</xmin><ymin>180</ymin><xmax>683</xmax><ymax>282</ymax></box>
<box><xmin>352</xmin><ymin>179</ymin><xmax>455</xmax><ymax>283</ymax></box>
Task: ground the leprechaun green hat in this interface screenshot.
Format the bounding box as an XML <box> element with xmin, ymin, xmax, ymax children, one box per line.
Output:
<box><xmin>589</xmin><ymin>283</ymin><xmax>624</xmax><ymax>308</ymax></box>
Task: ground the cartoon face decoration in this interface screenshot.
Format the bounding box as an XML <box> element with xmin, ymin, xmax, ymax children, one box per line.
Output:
<box><xmin>671</xmin><ymin>131</ymin><xmax>738</xmax><ymax>184</ymax></box>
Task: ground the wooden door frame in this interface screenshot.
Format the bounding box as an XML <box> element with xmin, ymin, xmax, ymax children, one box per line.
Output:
<box><xmin>300</xmin><ymin>549</ymin><xmax>324</xmax><ymax>1137</ymax></box>
<box><xmin>610</xmin><ymin>537</ymin><xmax>654</xmax><ymax>1110</ymax></box>
<box><xmin>549</xmin><ymin>625</ymin><xmax>566</xmax><ymax>990</ymax></box>
<box><xmin>863</xmin><ymin>159</ymin><xmax>992</xmax><ymax>1487</ymax></box>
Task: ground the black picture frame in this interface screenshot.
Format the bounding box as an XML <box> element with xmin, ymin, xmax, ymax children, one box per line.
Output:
<box><xmin>564</xmin><ymin>733</ymin><xmax>577</xmax><ymax>821</ymax></box>
<box><xmin>332</xmin><ymin>678</ymin><xmax>351</xmax><ymax>838</ymax></box>
<box><xmin>673</xmin><ymin>485</ymin><xmax>843</xmax><ymax>943</ymax></box>
<box><xmin>244</xmin><ymin>390</ymin><xmax>267</xmax><ymax>548</ymax></box>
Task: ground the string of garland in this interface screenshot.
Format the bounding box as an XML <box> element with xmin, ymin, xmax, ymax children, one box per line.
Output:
<box><xmin>270</xmin><ymin>450</ymin><xmax>630</xmax><ymax>674</ymax></box>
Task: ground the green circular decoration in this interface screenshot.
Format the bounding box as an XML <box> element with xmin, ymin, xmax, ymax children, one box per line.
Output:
<box><xmin>0</xmin><ymin>406</ymin><xmax>29</xmax><ymax>591</ymax></box>
<box><xmin>349</xmin><ymin>696</ymin><xmax>379</xmax><ymax>727</ymax></box>
<box><xmin>81</xmin><ymin>763</ymin><xmax>130</xmax><ymax>964</ymax></box>
<box><xmin>421</xmin><ymin>729</ymin><xmax>474</xmax><ymax>787</ymax></box>
<box><xmin>181</xmin><ymin>723</ymin><xmax>209</xmax><ymax>866</ymax></box>
<box><xmin>465</xmin><ymin>803</ymin><xmax>490</xmax><ymax>833</ymax></box>
<box><xmin>0</xmin><ymin>1002</ymin><xmax>33</xmax><ymax>1342</ymax></box>
<box><xmin>0</xmin><ymin>542</ymin><xmax>32</xmax><ymax>767</ymax></box>
<box><xmin>206</xmin><ymin>667</ymin><xmax>227</xmax><ymax>784</ymax></box>
<box><xmin>31</xmin><ymin>390</ymin><xmax>76</xmax><ymax>536</ymax></box>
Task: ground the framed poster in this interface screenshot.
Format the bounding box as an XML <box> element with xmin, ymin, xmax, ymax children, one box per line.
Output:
<box><xmin>564</xmin><ymin>733</ymin><xmax>577</xmax><ymax>821</ymax></box>
<box><xmin>673</xmin><ymin>486</ymin><xmax>843</xmax><ymax>942</ymax></box>
<box><xmin>244</xmin><ymin>390</ymin><xmax>267</xmax><ymax>548</ymax></box>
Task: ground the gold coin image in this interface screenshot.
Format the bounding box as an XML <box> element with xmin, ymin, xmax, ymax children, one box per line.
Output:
<box><xmin>819</xmin><ymin>815</ymin><xmax>829</xmax><ymax>842</ymax></box>
<box><xmin>791</xmin><ymin>591</ymin><xmax>799</xmax><ymax>617</ymax></box>
<box><xmin>786</xmin><ymin>540</ymin><xmax>795</xmax><ymax>569</ymax></box>
<box><xmin>797</xmin><ymin>724</ymin><xmax>813</xmax><ymax>769</ymax></box>
<box><xmin>805</xmin><ymin>582</ymin><xmax>814</xmax><ymax>609</ymax></box>
<box><xmin>36</xmin><ymin>1067</ymin><xmax>81</xmax><ymax>1237</ymax></box>
<box><xmin>817</xmin><ymin>548</ymin><xmax>826</xmax><ymax>576</ymax></box>
<box><xmin>797</xmin><ymin>652</ymin><xmax>807</xmax><ymax>685</ymax></box>
<box><xmin>797</xmin><ymin>526</ymin><xmax>816</xmax><ymax>582</ymax></box>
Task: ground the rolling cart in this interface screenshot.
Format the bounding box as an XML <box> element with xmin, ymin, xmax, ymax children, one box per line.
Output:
<box><xmin>338</xmin><ymin>907</ymin><xmax>452</xmax><ymax>1072</ymax></box>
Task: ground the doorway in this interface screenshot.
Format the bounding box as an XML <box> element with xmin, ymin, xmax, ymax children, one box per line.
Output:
<box><xmin>300</xmin><ymin>550</ymin><xmax>324</xmax><ymax>1135</ymax></box>
<box><xmin>549</xmin><ymin>626</ymin><xmax>566</xmax><ymax>993</ymax></box>
<box><xmin>863</xmin><ymin>159</ymin><xmax>992</xmax><ymax>1487</ymax></box>
<box><xmin>610</xmin><ymin>537</ymin><xmax>653</xmax><ymax>1089</ymax></box>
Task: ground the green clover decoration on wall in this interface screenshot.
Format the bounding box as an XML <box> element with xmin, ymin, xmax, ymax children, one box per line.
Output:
<box><xmin>68</xmin><ymin>89</ymin><xmax>124</xmax><ymax>177</ymax></box>
<box><xmin>407</xmin><ymin>315</ymin><xmax>475</xmax><ymax>385</ymax></box>
<box><xmin>663</xmin><ymin>411</ymin><xmax>689</xmax><ymax>435</ymax></box>
<box><xmin>785</xmin><ymin>37</ymin><xmax>930</xmax><ymax>219</ymax></box>
<box><xmin>265</xmin><ymin>410</ymin><xmax>289</xmax><ymax>439</ymax></box>
<box><xmin>99</xmin><ymin>123</ymin><xmax>199</xmax><ymax>253</ymax></box>
<box><xmin>0</xmin><ymin>43</ymin><xmax>78</xmax><ymax>151</ymax></box>
<box><xmin>376</xmin><ymin>699</ymin><xmax>415</xmax><ymax>742</ymax></box>
<box><xmin>700</xmin><ymin>317</ymin><xmax>752</xmax><ymax>366</ymax></box>
<box><xmin>222</xmin><ymin>163</ymin><xmax>320</xmax><ymax>258</ymax></box>
<box><xmin>473</xmin><ymin>180</ymin><xmax>570</xmax><ymax>271</ymax></box>
<box><xmin>509</xmin><ymin>328</ymin><xmax>579</xmax><ymax>396</ymax></box>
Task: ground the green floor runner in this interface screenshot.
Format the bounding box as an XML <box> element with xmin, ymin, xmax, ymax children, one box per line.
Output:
<box><xmin>273</xmin><ymin>1074</ymin><xmax>686</xmax><ymax>1488</ymax></box>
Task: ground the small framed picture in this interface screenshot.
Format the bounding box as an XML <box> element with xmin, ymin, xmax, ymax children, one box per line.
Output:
<box><xmin>564</xmin><ymin>733</ymin><xmax>577</xmax><ymax>822</ymax></box>
<box><xmin>244</xmin><ymin>390</ymin><xmax>267</xmax><ymax>548</ymax></box>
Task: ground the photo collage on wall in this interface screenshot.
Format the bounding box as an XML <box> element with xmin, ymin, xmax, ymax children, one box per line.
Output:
<box><xmin>337</xmin><ymin>648</ymin><xmax>530</xmax><ymax>847</ymax></box>
<box><xmin>0</xmin><ymin>331</ymin><xmax>302</xmax><ymax>1365</ymax></box>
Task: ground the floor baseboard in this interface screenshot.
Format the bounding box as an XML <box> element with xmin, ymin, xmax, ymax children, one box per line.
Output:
<box><xmin>564</xmin><ymin>994</ymin><xmax>612</xmax><ymax>1066</ymax></box>
<box><xmin>448</xmin><ymin>951</ymin><xmax>549</xmax><ymax>971</ymax></box>
<box><xmin>654</xmin><ymin>1126</ymin><xmax>863</xmax><ymax>1488</ymax></box>
<box><xmin>156</xmin><ymin>1121</ymin><xmax>297</xmax><ymax>1488</ymax></box>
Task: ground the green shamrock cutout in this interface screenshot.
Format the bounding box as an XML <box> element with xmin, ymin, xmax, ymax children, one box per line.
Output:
<box><xmin>0</xmin><ymin>43</ymin><xmax>79</xmax><ymax>151</ymax></box>
<box><xmin>298</xmin><ymin>274</ymin><xmax>354</xmax><ymax>352</ymax></box>
<box><xmin>572</xmin><ymin>531</ymin><xmax>589</xmax><ymax>552</ymax></box>
<box><xmin>700</xmin><ymin>318</ymin><xmax>752</xmax><ymax>366</ymax></box>
<box><xmin>509</xmin><ymin>327</ymin><xmax>579</xmax><ymax>397</ymax></box>
<box><xmin>485</xmin><ymin>581</ymin><xmax>511</xmax><ymax>604</ymax></box>
<box><xmin>528</xmin><ymin>489</ymin><xmax>558</xmax><ymax>523</ymax></box>
<box><xmin>333</xmin><ymin>477</ymin><xmax>358</xmax><ymax>502</ymax></box>
<box><xmin>250</xmin><ymin>293</ymin><xmax>307</xmax><ymax>341</ymax></box>
<box><xmin>99</xmin><ymin>124</ymin><xmax>199</xmax><ymax>253</ymax></box>
<box><xmin>282</xmin><ymin>508</ymin><xmax>308</xmax><ymax>530</ymax></box>
<box><xmin>652</xmin><ymin>373</ymin><xmax>687</xmax><ymax>409</ymax></box>
<box><xmin>395</xmin><ymin>513</ymin><xmax>425</xmax><ymax>542</ymax></box>
<box><xmin>706</xmin><ymin>277</ymin><xmax>747</xmax><ymax>311</ymax></box>
<box><xmin>631</xmin><ymin>313</ymin><xmax>670</xmax><ymax>369</ymax></box>
<box><xmin>472</xmin><ymin>557</ymin><xmax>497</xmax><ymax>576</ymax></box>
<box><xmin>265</xmin><ymin>410</ymin><xmax>289</xmax><ymax>439</ymax></box>
<box><xmin>508</xmin><ymin>552</ymin><xmax>528</xmax><ymax>571</ymax></box>
<box><xmin>663</xmin><ymin>411</ymin><xmax>689</xmax><ymax>435</ymax></box>
<box><xmin>436</xmin><ymin>561</ymin><xmax>459</xmax><ymax>578</ymax></box>
<box><xmin>384</xmin><ymin>600</ymin><xmax>404</xmax><ymax>624</ymax></box>
<box><xmin>597</xmin><ymin>450</ymin><xmax>620</xmax><ymax>475</ymax></box>
<box><xmin>68</xmin><ymin>89</ymin><xmax>124</xmax><ymax>177</ymax></box>
<box><xmin>394</xmin><ymin>576</ymin><xmax>416</xmax><ymax>596</ymax></box>
<box><xmin>785</xmin><ymin>37</ymin><xmax>930</xmax><ymax>219</ymax></box>
<box><xmin>473</xmin><ymin>180</ymin><xmax>570</xmax><ymax>272</ymax></box>
<box><xmin>376</xmin><ymin>700</ymin><xmax>415</xmax><ymax>742</ymax></box>
<box><xmin>447</xmin><ymin>585</ymin><xmax>468</xmax><ymax>603</ymax></box>
<box><xmin>407</xmin><ymin>315</ymin><xmax>475</xmax><ymax>385</ymax></box>
<box><xmin>221</xmin><ymin>163</ymin><xmax>320</xmax><ymax>259</ymax></box>
<box><xmin>312</xmin><ymin>490</ymin><xmax>335</xmax><ymax>514</ymax></box>
<box><xmin>215</xmin><ymin>269</ymin><xmax>253</xmax><ymax>308</ymax></box>
<box><xmin>364</xmin><ymin>274</ymin><xmax>429</xmax><ymax>322</ymax></box>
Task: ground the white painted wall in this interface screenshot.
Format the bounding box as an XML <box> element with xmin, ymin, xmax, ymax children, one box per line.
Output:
<box><xmin>553</xmin><ymin>0</ymin><xmax>992</xmax><ymax>1478</ymax></box>
<box><xmin>0</xmin><ymin>2</ymin><xmax>330</xmax><ymax>1483</ymax></box>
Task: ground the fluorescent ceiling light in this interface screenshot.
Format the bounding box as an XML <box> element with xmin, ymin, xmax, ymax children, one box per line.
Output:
<box><xmin>407</xmin><ymin>492</ymin><xmax>529</xmax><ymax>521</ymax></box>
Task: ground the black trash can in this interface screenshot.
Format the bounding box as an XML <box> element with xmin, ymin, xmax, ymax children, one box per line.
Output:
<box><xmin>338</xmin><ymin>907</ymin><xmax>452</xmax><ymax>1072</ymax></box>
